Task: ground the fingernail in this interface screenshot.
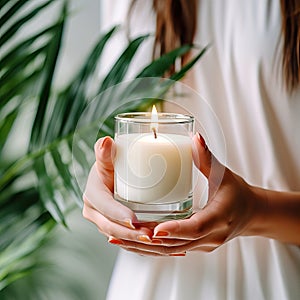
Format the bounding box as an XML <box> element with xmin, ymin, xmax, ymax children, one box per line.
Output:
<box><xmin>137</xmin><ymin>235</ymin><xmax>152</xmax><ymax>243</ymax></box>
<box><xmin>169</xmin><ymin>252</ymin><xmax>186</xmax><ymax>257</ymax></box>
<box><xmin>99</xmin><ymin>137</ymin><xmax>109</xmax><ymax>149</ymax></box>
<box><xmin>108</xmin><ymin>236</ymin><xmax>124</xmax><ymax>245</ymax></box>
<box><xmin>123</xmin><ymin>219</ymin><xmax>136</xmax><ymax>229</ymax></box>
<box><xmin>154</xmin><ymin>231</ymin><xmax>169</xmax><ymax>237</ymax></box>
<box><xmin>151</xmin><ymin>239</ymin><xmax>163</xmax><ymax>244</ymax></box>
<box><xmin>198</xmin><ymin>133</ymin><xmax>208</xmax><ymax>150</ymax></box>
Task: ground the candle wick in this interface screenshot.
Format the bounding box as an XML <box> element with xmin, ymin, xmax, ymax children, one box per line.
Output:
<box><xmin>152</xmin><ymin>127</ymin><xmax>157</xmax><ymax>139</ymax></box>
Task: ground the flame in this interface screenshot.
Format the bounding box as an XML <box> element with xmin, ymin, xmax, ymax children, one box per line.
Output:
<box><xmin>151</xmin><ymin>105</ymin><xmax>158</xmax><ymax>138</ymax></box>
<box><xmin>151</xmin><ymin>105</ymin><xmax>158</xmax><ymax>128</ymax></box>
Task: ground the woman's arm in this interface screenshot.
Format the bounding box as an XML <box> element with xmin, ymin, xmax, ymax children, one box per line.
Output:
<box><xmin>245</xmin><ymin>186</ymin><xmax>300</xmax><ymax>245</ymax></box>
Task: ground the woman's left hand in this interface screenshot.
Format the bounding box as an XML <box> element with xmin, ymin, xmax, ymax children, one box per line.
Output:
<box><xmin>117</xmin><ymin>133</ymin><xmax>264</xmax><ymax>256</ymax></box>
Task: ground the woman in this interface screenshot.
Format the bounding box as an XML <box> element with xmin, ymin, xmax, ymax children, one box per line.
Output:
<box><xmin>83</xmin><ymin>1</ymin><xmax>300</xmax><ymax>299</ymax></box>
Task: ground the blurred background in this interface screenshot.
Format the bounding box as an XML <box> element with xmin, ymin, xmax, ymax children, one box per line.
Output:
<box><xmin>1</xmin><ymin>1</ymin><xmax>119</xmax><ymax>299</ymax></box>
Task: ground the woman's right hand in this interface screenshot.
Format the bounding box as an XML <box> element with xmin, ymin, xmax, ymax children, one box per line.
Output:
<box><xmin>82</xmin><ymin>136</ymin><xmax>155</xmax><ymax>248</ymax></box>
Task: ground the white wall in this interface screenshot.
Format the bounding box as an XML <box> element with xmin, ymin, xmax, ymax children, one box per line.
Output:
<box><xmin>55</xmin><ymin>0</ymin><xmax>101</xmax><ymax>87</ymax></box>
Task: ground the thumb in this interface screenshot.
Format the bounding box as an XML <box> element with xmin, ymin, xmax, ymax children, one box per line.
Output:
<box><xmin>192</xmin><ymin>133</ymin><xmax>224</xmax><ymax>178</ymax></box>
<box><xmin>192</xmin><ymin>133</ymin><xmax>226</xmax><ymax>197</ymax></box>
<box><xmin>94</xmin><ymin>136</ymin><xmax>115</xmax><ymax>192</ymax></box>
<box><xmin>192</xmin><ymin>133</ymin><xmax>212</xmax><ymax>178</ymax></box>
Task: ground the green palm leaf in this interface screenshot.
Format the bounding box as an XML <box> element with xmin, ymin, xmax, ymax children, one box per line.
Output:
<box><xmin>0</xmin><ymin>0</ymin><xmax>30</xmax><ymax>28</ymax></box>
<box><xmin>136</xmin><ymin>44</ymin><xmax>192</xmax><ymax>77</ymax></box>
<box><xmin>98</xmin><ymin>34</ymin><xmax>149</xmax><ymax>93</ymax></box>
<box><xmin>0</xmin><ymin>0</ymin><xmax>53</xmax><ymax>46</ymax></box>
<box><xmin>29</xmin><ymin>2</ymin><xmax>67</xmax><ymax>151</ymax></box>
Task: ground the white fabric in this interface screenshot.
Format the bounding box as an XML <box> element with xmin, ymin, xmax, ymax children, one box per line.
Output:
<box><xmin>102</xmin><ymin>0</ymin><xmax>300</xmax><ymax>299</ymax></box>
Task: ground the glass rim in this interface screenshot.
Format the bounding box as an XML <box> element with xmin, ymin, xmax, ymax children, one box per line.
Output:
<box><xmin>115</xmin><ymin>112</ymin><xmax>194</xmax><ymax>124</ymax></box>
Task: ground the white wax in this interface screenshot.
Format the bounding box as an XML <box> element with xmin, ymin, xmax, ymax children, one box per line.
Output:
<box><xmin>114</xmin><ymin>133</ymin><xmax>192</xmax><ymax>204</ymax></box>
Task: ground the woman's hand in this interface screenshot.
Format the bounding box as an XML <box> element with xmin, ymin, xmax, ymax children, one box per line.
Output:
<box><xmin>82</xmin><ymin>137</ymin><xmax>158</xmax><ymax>252</ymax></box>
<box><xmin>145</xmin><ymin>133</ymin><xmax>263</xmax><ymax>254</ymax></box>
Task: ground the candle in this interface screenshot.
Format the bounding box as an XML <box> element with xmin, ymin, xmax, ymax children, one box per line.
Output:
<box><xmin>115</xmin><ymin>132</ymin><xmax>192</xmax><ymax>203</ymax></box>
<box><xmin>114</xmin><ymin>106</ymin><xmax>194</xmax><ymax>221</ymax></box>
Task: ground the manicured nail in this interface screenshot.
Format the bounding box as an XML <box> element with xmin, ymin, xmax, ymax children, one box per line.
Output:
<box><xmin>137</xmin><ymin>235</ymin><xmax>152</xmax><ymax>243</ymax></box>
<box><xmin>99</xmin><ymin>137</ymin><xmax>109</xmax><ymax>149</ymax></box>
<box><xmin>108</xmin><ymin>236</ymin><xmax>124</xmax><ymax>245</ymax></box>
<box><xmin>198</xmin><ymin>133</ymin><xmax>208</xmax><ymax>150</ymax></box>
<box><xmin>154</xmin><ymin>231</ymin><xmax>169</xmax><ymax>237</ymax></box>
<box><xmin>151</xmin><ymin>239</ymin><xmax>163</xmax><ymax>244</ymax></box>
<box><xmin>169</xmin><ymin>252</ymin><xmax>186</xmax><ymax>257</ymax></box>
<box><xmin>123</xmin><ymin>219</ymin><xmax>136</xmax><ymax>229</ymax></box>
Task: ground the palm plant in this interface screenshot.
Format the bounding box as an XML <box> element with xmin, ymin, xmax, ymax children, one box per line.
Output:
<box><xmin>0</xmin><ymin>0</ymin><xmax>207</xmax><ymax>296</ymax></box>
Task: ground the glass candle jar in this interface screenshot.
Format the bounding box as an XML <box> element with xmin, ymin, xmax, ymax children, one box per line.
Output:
<box><xmin>114</xmin><ymin>107</ymin><xmax>194</xmax><ymax>222</ymax></box>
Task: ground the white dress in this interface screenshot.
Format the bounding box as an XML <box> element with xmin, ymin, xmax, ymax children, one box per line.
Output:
<box><xmin>103</xmin><ymin>1</ymin><xmax>300</xmax><ymax>299</ymax></box>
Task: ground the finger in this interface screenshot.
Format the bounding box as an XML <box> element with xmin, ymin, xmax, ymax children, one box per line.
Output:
<box><xmin>117</xmin><ymin>238</ymin><xmax>189</xmax><ymax>256</ymax></box>
<box><xmin>192</xmin><ymin>133</ymin><xmax>212</xmax><ymax>178</ymax></box>
<box><xmin>119</xmin><ymin>231</ymin><xmax>224</xmax><ymax>255</ymax></box>
<box><xmin>192</xmin><ymin>133</ymin><xmax>226</xmax><ymax>197</ymax></box>
<box><xmin>122</xmin><ymin>247</ymin><xmax>187</xmax><ymax>257</ymax></box>
<box><xmin>94</xmin><ymin>136</ymin><xmax>115</xmax><ymax>192</ymax></box>
<box><xmin>83</xmin><ymin>203</ymin><xmax>152</xmax><ymax>240</ymax></box>
<box><xmin>83</xmin><ymin>165</ymin><xmax>138</xmax><ymax>226</ymax></box>
<box><xmin>136</xmin><ymin>222</ymin><xmax>160</xmax><ymax>230</ymax></box>
<box><xmin>148</xmin><ymin>238</ymin><xmax>191</xmax><ymax>247</ymax></box>
<box><xmin>119</xmin><ymin>247</ymin><xmax>166</xmax><ymax>257</ymax></box>
<box><xmin>188</xmin><ymin>232</ymin><xmax>227</xmax><ymax>252</ymax></box>
<box><xmin>124</xmin><ymin>236</ymin><xmax>190</xmax><ymax>247</ymax></box>
<box><xmin>189</xmin><ymin>246</ymin><xmax>217</xmax><ymax>252</ymax></box>
<box><xmin>153</xmin><ymin>207</ymin><xmax>222</xmax><ymax>240</ymax></box>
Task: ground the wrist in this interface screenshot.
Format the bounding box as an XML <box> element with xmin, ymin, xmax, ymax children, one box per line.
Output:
<box><xmin>243</xmin><ymin>185</ymin><xmax>269</xmax><ymax>237</ymax></box>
